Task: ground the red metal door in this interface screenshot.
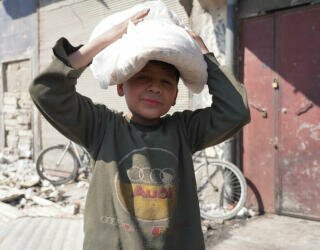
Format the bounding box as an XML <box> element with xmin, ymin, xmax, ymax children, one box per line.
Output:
<box><xmin>241</xmin><ymin>5</ymin><xmax>320</xmax><ymax>219</ymax></box>
<box><xmin>241</xmin><ymin>15</ymin><xmax>277</xmax><ymax>213</ymax></box>
<box><xmin>276</xmin><ymin>5</ymin><xmax>320</xmax><ymax>219</ymax></box>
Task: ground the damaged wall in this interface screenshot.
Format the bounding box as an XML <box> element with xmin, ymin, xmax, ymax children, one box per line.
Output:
<box><xmin>186</xmin><ymin>0</ymin><xmax>227</xmax><ymax>110</ymax></box>
<box><xmin>2</xmin><ymin>60</ymin><xmax>33</xmax><ymax>161</ymax></box>
<box><xmin>0</xmin><ymin>1</ymin><xmax>38</xmax><ymax>160</ymax></box>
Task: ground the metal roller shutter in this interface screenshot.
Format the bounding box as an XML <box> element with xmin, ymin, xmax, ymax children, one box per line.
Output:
<box><xmin>39</xmin><ymin>0</ymin><xmax>190</xmax><ymax>147</ymax></box>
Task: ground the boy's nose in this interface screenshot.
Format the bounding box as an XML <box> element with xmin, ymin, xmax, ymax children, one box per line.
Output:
<box><xmin>147</xmin><ymin>82</ymin><xmax>161</xmax><ymax>93</ymax></box>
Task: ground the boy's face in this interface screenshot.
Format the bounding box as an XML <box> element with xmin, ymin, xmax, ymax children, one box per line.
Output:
<box><xmin>117</xmin><ymin>61</ymin><xmax>179</xmax><ymax>125</ymax></box>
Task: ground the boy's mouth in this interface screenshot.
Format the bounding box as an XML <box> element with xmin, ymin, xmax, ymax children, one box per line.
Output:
<box><xmin>142</xmin><ymin>98</ymin><xmax>161</xmax><ymax>106</ymax></box>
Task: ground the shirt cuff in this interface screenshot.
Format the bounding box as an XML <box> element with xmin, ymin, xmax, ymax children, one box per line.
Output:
<box><xmin>52</xmin><ymin>37</ymin><xmax>88</xmax><ymax>79</ymax></box>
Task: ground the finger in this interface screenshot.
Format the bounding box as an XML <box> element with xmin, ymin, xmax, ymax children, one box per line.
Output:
<box><xmin>131</xmin><ymin>18</ymin><xmax>144</xmax><ymax>25</ymax></box>
<box><xmin>186</xmin><ymin>30</ymin><xmax>197</xmax><ymax>38</ymax></box>
<box><xmin>132</xmin><ymin>8</ymin><xmax>150</xmax><ymax>20</ymax></box>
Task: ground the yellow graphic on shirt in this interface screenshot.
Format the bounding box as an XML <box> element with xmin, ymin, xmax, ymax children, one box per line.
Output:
<box><xmin>115</xmin><ymin>147</ymin><xmax>179</xmax><ymax>222</ymax></box>
<box><xmin>116</xmin><ymin>180</ymin><xmax>178</xmax><ymax>220</ymax></box>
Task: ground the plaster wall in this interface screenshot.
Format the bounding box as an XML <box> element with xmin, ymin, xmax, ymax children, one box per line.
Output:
<box><xmin>188</xmin><ymin>0</ymin><xmax>227</xmax><ymax>109</ymax></box>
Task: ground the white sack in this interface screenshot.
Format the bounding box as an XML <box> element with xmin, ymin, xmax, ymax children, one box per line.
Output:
<box><xmin>89</xmin><ymin>0</ymin><xmax>207</xmax><ymax>94</ymax></box>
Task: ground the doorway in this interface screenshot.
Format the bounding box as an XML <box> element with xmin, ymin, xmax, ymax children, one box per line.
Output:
<box><xmin>240</xmin><ymin>4</ymin><xmax>320</xmax><ymax>219</ymax></box>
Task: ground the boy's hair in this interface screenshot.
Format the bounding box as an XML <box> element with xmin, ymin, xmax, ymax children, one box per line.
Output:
<box><xmin>149</xmin><ymin>60</ymin><xmax>180</xmax><ymax>82</ymax></box>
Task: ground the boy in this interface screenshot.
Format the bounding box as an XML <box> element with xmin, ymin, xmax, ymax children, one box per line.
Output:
<box><xmin>29</xmin><ymin>9</ymin><xmax>250</xmax><ymax>250</ymax></box>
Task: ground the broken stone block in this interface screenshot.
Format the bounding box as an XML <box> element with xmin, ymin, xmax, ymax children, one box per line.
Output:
<box><xmin>2</xmin><ymin>147</ymin><xmax>19</xmax><ymax>163</ymax></box>
<box><xmin>47</xmin><ymin>189</ymin><xmax>65</xmax><ymax>202</ymax></box>
<box><xmin>4</xmin><ymin>95</ymin><xmax>17</xmax><ymax>106</ymax></box>
<box><xmin>6</xmin><ymin>134</ymin><xmax>19</xmax><ymax>148</ymax></box>
<box><xmin>20</xmin><ymin>176</ymin><xmax>40</xmax><ymax>188</ymax></box>
<box><xmin>3</xmin><ymin>104</ymin><xmax>17</xmax><ymax>113</ymax></box>
<box><xmin>0</xmin><ymin>188</ymin><xmax>25</xmax><ymax>203</ymax></box>
<box><xmin>17</xmin><ymin>124</ymin><xmax>30</xmax><ymax>130</ymax></box>
<box><xmin>19</xmin><ymin>137</ymin><xmax>32</xmax><ymax>145</ymax></box>
<box><xmin>31</xmin><ymin>195</ymin><xmax>60</xmax><ymax>207</ymax></box>
<box><xmin>18</xmin><ymin>139</ymin><xmax>31</xmax><ymax>151</ymax></box>
<box><xmin>4</xmin><ymin>119</ymin><xmax>17</xmax><ymax>131</ymax></box>
<box><xmin>40</xmin><ymin>186</ymin><xmax>56</xmax><ymax>196</ymax></box>
<box><xmin>4</xmin><ymin>112</ymin><xmax>17</xmax><ymax>120</ymax></box>
<box><xmin>17</xmin><ymin>111</ymin><xmax>31</xmax><ymax>125</ymax></box>
<box><xmin>18</xmin><ymin>142</ymin><xmax>32</xmax><ymax>158</ymax></box>
<box><xmin>18</xmin><ymin>130</ymin><xmax>33</xmax><ymax>138</ymax></box>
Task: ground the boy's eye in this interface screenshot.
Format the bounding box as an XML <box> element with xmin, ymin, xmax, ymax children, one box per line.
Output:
<box><xmin>162</xmin><ymin>80</ymin><xmax>174</xmax><ymax>87</ymax></box>
<box><xmin>137</xmin><ymin>75</ymin><xmax>149</xmax><ymax>81</ymax></box>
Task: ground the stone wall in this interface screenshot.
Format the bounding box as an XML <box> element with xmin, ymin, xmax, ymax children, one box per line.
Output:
<box><xmin>2</xmin><ymin>91</ymin><xmax>33</xmax><ymax>161</ymax></box>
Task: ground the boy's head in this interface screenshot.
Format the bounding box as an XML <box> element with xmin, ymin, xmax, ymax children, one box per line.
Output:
<box><xmin>117</xmin><ymin>60</ymin><xmax>180</xmax><ymax>125</ymax></box>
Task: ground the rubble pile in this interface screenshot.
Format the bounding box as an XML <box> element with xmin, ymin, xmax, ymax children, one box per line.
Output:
<box><xmin>0</xmin><ymin>156</ymin><xmax>254</xmax><ymax>228</ymax></box>
<box><xmin>0</xmin><ymin>159</ymin><xmax>89</xmax><ymax>218</ymax></box>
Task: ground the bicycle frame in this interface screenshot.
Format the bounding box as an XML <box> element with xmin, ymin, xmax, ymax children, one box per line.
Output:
<box><xmin>57</xmin><ymin>141</ymin><xmax>86</xmax><ymax>167</ymax></box>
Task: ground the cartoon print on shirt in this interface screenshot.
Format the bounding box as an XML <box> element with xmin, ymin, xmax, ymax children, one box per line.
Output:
<box><xmin>115</xmin><ymin>147</ymin><xmax>179</xmax><ymax>222</ymax></box>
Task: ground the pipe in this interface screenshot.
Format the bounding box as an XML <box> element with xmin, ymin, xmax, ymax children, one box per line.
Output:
<box><xmin>224</xmin><ymin>0</ymin><xmax>237</xmax><ymax>163</ymax></box>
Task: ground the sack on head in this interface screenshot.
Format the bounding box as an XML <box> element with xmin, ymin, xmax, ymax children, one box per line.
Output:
<box><xmin>89</xmin><ymin>0</ymin><xmax>207</xmax><ymax>94</ymax></box>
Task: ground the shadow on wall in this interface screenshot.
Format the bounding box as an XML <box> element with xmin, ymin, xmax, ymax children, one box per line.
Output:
<box><xmin>246</xmin><ymin>178</ymin><xmax>265</xmax><ymax>215</ymax></box>
<box><xmin>3</xmin><ymin>0</ymin><xmax>37</xmax><ymax>19</ymax></box>
<box><xmin>3</xmin><ymin>0</ymin><xmax>109</xmax><ymax>19</ymax></box>
<box><xmin>239</xmin><ymin>5</ymin><xmax>320</xmax><ymax>106</ymax></box>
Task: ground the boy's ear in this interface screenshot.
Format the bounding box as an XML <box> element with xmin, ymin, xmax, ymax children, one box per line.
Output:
<box><xmin>172</xmin><ymin>89</ymin><xmax>178</xmax><ymax>106</ymax></box>
<box><xmin>117</xmin><ymin>84</ymin><xmax>124</xmax><ymax>96</ymax></box>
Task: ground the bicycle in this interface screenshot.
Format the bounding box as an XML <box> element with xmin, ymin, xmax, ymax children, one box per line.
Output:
<box><xmin>192</xmin><ymin>146</ymin><xmax>247</xmax><ymax>220</ymax></box>
<box><xmin>36</xmin><ymin>140</ymin><xmax>92</xmax><ymax>185</ymax></box>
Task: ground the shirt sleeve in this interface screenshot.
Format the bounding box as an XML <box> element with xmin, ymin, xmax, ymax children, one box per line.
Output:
<box><xmin>175</xmin><ymin>52</ymin><xmax>251</xmax><ymax>153</ymax></box>
<box><xmin>29</xmin><ymin>37</ymin><xmax>110</xmax><ymax>156</ymax></box>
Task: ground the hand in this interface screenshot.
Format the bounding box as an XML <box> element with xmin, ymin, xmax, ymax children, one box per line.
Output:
<box><xmin>101</xmin><ymin>8</ymin><xmax>150</xmax><ymax>43</ymax></box>
<box><xmin>186</xmin><ymin>30</ymin><xmax>209</xmax><ymax>54</ymax></box>
<box><xmin>68</xmin><ymin>9</ymin><xmax>149</xmax><ymax>69</ymax></box>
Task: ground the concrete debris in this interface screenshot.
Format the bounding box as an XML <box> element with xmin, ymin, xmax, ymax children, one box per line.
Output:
<box><xmin>0</xmin><ymin>188</ymin><xmax>25</xmax><ymax>203</ymax></box>
<box><xmin>20</xmin><ymin>176</ymin><xmax>40</xmax><ymax>188</ymax></box>
<box><xmin>0</xmin><ymin>157</ymin><xmax>89</xmax><ymax>224</ymax></box>
<box><xmin>1</xmin><ymin>147</ymin><xmax>253</xmax><ymax>230</ymax></box>
<box><xmin>201</xmin><ymin>207</ymin><xmax>256</xmax><ymax>235</ymax></box>
<box><xmin>236</xmin><ymin>207</ymin><xmax>256</xmax><ymax>218</ymax></box>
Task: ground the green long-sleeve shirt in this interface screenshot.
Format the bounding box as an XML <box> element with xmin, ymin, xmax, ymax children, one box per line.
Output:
<box><xmin>29</xmin><ymin>38</ymin><xmax>250</xmax><ymax>250</ymax></box>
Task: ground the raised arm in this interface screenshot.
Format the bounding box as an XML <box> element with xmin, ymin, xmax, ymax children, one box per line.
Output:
<box><xmin>178</xmin><ymin>32</ymin><xmax>250</xmax><ymax>152</ymax></box>
<box><xmin>29</xmin><ymin>9</ymin><xmax>149</xmax><ymax>154</ymax></box>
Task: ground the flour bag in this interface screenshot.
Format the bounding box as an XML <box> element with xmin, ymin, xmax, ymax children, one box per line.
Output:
<box><xmin>89</xmin><ymin>0</ymin><xmax>207</xmax><ymax>93</ymax></box>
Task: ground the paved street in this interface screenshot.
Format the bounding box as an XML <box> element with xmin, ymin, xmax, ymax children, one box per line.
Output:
<box><xmin>0</xmin><ymin>217</ymin><xmax>83</xmax><ymax>250</ymax></box>
<box><xmin>0</xmin><ymin>213</ymin><xmax>319</xmax><ymax>249</ymax></box>
<box><xmin>206</xmin><ymin>214</ymin><xmax>320</xmax><ymax>250</ymax></box>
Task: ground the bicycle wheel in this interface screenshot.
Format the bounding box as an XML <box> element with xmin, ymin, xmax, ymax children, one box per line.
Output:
<box><xmin>36</xmin><ymin>145</ymin><xmax>79</xmax><ymax>185</ymax></box>
<box><xmin>195</xmin><ymin>159</ymin><xmax>247</xmax><ymax>220</ymax></box>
